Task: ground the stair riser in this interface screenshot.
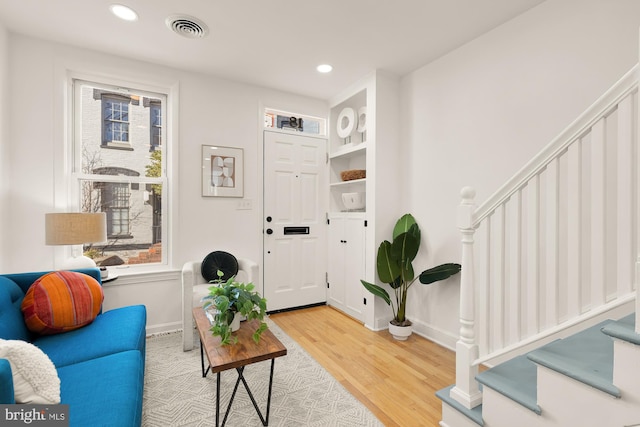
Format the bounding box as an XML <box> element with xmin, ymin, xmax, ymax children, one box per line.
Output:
<box><xmin>441</xmin><ymin>403</ymin><xmax>482</xmax><ymax>427</ymax></box>
<box><xmin>613</xmin><ymin>339</ymin><xmax>640</xmax><ymax>397</ymax></box>
<box><xmin>481</xmin><ymin>387</ymin><xmax>542</xmax><ymax>427</ymax></box>
<box><xmin>537</xmin><ymin>366</ymin><xmax>635</xmax><ymax>427</ymax></box>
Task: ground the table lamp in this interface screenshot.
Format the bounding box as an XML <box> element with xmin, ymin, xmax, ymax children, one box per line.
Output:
<box><xmin>45</xmin><ymin>212</ymin><xmax>107</xmax><ymax>269</ymax></box>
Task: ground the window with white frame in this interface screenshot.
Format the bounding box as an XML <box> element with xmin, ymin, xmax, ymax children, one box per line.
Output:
<box><xmin>73</xmin><ymin>79</ymin><xmax>168</xmax><ymax>267</ymax></box>
<box><xmin>149</xmin><ymin>99</ymin><xmax>162</xmax><ymax>151</ymax></box>
<box><xmin>102</xmin><ymin>94</ymin><xmax>130</xmax><ymax>146</ymax></box>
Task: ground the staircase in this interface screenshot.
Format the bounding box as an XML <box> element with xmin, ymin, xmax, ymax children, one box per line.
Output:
<box><xmin>438</xmin><ymin>66</ymin><xmax>640</xmax><ymax>427</ymax></box>
<box><xmin>439</xmin><ymin>314</ymin><xmax>640</xmax><ymax>426</ymax></box>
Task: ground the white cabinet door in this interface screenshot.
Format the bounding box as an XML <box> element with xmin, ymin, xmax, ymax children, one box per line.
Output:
<box><xmin>327</xmin><ymin>214</ymin><xmax>366</xmax><ymax>321</ymax></box>
<box><xmin>327</xmin><ymin>219</ymin><xmax>346</xmax><ymax>307</ymax></box>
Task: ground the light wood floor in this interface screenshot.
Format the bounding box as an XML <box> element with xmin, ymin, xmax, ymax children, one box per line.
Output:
<box><xmin>270</xmin><ymin>305</ymin><xmax>456</xmax><ymax>427</ymax></box>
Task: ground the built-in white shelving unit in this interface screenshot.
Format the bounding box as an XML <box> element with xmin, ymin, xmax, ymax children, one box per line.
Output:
<box><xmin>326</xmin><ymin>71</ymin><xmax>400</xmax><ymax>328</ymax></box>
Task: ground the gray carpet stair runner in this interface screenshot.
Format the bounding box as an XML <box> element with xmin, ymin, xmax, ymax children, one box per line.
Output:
<box><xmin>476</xmin><ymin>354</ymin><xmax>540</xmax><ymax>414</ymax></box>
<box><xmin>602</xmin><ymin>313</ymin><xmax>639</xmax><ymax>345</ymax></box>
<box><xmin>438</xmin><ymin>314</ymin><xmax>638</xmax><ymax>426</ymax></box>
<box><xmin>527</xmin><ymin>319</ymin><xmax>618</xmax><ymax>398</ymax></box>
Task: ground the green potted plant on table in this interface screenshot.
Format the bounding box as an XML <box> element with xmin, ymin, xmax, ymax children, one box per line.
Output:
<box><xmin>361</xmin><ymin>213</ymin><xmax>461</xmax><ymax>340</ymax></box>
<box><xmin>202</xmin><ymin>272</ymin><xmax>268</xmax><ymax>345</ymax></box>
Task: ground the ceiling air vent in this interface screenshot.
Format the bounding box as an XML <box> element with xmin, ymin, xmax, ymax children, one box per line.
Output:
<box><xmin>166</xmin><ymin>15</ymin><xmax>209</xmax><ymax>39</ymax></box>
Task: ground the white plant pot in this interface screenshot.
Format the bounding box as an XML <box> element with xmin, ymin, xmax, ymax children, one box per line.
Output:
<box><xmin>230</xmin><ymin>312</ymin><xmax>242</xmax><ymax>332</ymax></box>
<box><xmin>388</xmin><ymin>321</ymin><xmax>412</xmax><ymax>341</ymax></box>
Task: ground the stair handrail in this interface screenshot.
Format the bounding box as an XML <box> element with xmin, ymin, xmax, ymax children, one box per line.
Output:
<box><xmin>450</xmin><ymin>64</ymin><xmax>639</xmax><ymax>410</ymax></box>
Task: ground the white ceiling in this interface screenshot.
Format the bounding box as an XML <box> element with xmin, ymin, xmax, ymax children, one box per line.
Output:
<box><xmin>0</xmin><ymin>0</ymin><xmax>546</xmax><ymax>100</ymax></box>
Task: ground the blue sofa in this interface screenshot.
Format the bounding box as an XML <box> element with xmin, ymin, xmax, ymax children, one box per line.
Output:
<box><xmin>0</xmin><ymin>268</ymin><xmax>147</xmax><ymax>426</ymax></box>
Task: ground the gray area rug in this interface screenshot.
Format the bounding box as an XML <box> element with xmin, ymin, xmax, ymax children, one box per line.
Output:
<box><xmin>142</xmin><ymin>318</ymin><xmax>384</xmax><ymax>426</ymax></box>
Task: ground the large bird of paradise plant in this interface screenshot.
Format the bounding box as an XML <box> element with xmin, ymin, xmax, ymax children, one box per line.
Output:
<box><xmin>361</xmin><ymin>213</ymin><xmax>461</xmax><ymax>326</ymax></box>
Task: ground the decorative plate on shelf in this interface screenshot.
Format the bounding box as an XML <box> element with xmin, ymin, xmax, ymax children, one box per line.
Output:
<box><xmin>336</xmin><ymin>107</ymin><xmax>356</xmax><ymax>138</ymax></box>
<box><xmin>356</xmin><ymin>106</ymin><xmax>367</xmax><ymax>133</ymax></box>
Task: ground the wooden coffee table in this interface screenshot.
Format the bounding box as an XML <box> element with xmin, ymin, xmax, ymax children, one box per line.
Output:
<box><xmin>192</xmin><ymin>307</ymin><xmax>287</xmax><ymax>427</ymax></box>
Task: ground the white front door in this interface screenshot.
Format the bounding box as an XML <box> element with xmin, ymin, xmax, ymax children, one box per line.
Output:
<box><xmin>263</xmin><ymin>131</ymin><xmax>327</xmax><ymax>312</ymax></box>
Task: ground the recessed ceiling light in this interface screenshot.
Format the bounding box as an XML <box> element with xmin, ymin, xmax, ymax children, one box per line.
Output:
<box><xmin>110</xmin><ymin>4</ymin><xmax>138</xmax><ymax>21</ymax></box>
<box><xmin>317</xmin><ymin>64</ymin><xmax>333</xmax><ymax>73</ymax></box>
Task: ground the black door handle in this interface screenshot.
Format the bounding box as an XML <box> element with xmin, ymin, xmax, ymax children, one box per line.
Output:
<box><xmin>266</xmin><ymin>228</ymin><xmax>273</xmax><ymax>235</ymax></box>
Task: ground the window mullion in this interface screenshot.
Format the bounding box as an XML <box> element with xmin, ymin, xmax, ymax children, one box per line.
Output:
<box><xmin>73</xmin><ymin>173</ymin><xmax>163</xmax><ymax>185</ymax></box>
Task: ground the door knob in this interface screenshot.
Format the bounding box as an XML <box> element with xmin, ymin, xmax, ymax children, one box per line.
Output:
<box><xmin>266</xmin><ymin>228</ymin><xmax>273</xmax><ymax>235</ymax></box>
<box><xmin>266</xmin><ymin>216</ymin><xmax>272</xmax><ymax>222</ymax></box>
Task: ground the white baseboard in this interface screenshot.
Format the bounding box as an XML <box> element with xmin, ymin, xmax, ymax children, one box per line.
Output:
<box><xmin>146</xmin><ymin>321</ymin><xmax>182</xmax><ymax>336</ymax></box>
<box><xmin>411</xmin><ymin>318</ymin><xmax>457</xmax><ymax>351</ymax></box>
<box><xmin>364</xmin><ymin>316</ymin><xmax>458</xmax><ymax>349</ymax></box>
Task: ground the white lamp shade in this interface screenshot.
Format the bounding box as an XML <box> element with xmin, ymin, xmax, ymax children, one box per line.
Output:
<box><xmin>45</xmin><ymin>213</ymin><xmax>107</xmax><ymax>245</ymax></box>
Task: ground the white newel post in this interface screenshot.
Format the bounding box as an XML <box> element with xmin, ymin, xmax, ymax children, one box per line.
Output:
<box><xmin>450</xmin><ymin>187</ymin><xmax>483</xmax><ymax>409</ymax></box>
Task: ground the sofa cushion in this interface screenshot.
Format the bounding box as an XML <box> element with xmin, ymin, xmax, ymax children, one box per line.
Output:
<box><xmin>58</xmin><ymin>350</ymin><xmax>143</xmax><ymax>427</ymax></box>
<box><xmin>21</xmin><ymin>271</ymin><xmax>103</xmax><ymax>335</ymax></box>
<box><xmin>0</xmin><ymin>277</ymin><xmax>30</xmax><ymax>341</ymax></box>
<box><xmin>0</xmin><ymin>359</ymin><xmax>14</xmax><ymax>404</ymax></box>
<box><xmin>0</xmin><ymin>339</ymin><xmax>60</xmax><ymax>404</ymax></box>
<box><xmin>34</xmin><ymin>304</ymin><xmax>147</xmax><ymax>368</ymax></box>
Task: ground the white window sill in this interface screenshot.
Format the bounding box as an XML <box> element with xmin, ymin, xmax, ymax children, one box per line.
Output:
<box><xmin>101</xmin><ymin>267</ymin><xmax>180</xmax><ymax>286</ymax></box>
<box><xmin>103</xmin><ymin>141</ymin><xmax>133</xmax><ymax>150</ymax></box>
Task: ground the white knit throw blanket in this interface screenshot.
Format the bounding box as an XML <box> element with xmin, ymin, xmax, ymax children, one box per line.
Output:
<box><xmin>0</xmin><ymin>339</ymin><xmax>60</xmax><ymax>404</ymax></box>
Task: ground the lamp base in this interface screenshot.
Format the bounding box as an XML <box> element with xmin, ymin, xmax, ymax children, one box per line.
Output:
<box><xmin>60</xmin><ymin>255</ymin><xmax>97</xmax><ymax>270</ymax></box>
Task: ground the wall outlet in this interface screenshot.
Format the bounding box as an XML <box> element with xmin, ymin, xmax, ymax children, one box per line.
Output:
<box><xmin>236</xmin><ymin>199</ymin><xmax>253</xmax><ymax>210</ymax></box>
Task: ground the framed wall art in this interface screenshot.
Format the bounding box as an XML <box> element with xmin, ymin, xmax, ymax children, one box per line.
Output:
<box><xmin>201</xmin><ymin>145</ymin><xmax>244</xmax><ymax>197</ymax></box>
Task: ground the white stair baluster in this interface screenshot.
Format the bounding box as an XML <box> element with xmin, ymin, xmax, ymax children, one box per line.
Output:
<box><xmin>491</xmin><ymin>205</ymin><xmax>506</xmax><ymax>350</ymax></box>
<box><xmin>526</xmin><ymin>176</ymin><xmax>540</xmax><ymax>336</ymax></box>
<box><xmin>507</xmin><ymin>191</ymin><xmax>522</xmax><ymax>345</ymax></box>
<box><xmin>545</xmin><ymin>158</ymin><xmax>560</xmax><ymax>327</ymax></box>
<box><xmin>617</xmin><ymin>93</ymin><xmax>635</xmax><ymax>295</ymax></box>
<box><xmin>567</xmin><ymin>141</ymin><xmax>582</xmax><ymax>318</ymax></box>
<box><xmin>590</xmin><ymin>117</ymin><xmax>607</xmax><ymax>307</ymax></box>
<box><xmin>636</xmin><ymin>256</ymin><xmax>640</xmax><ymax>334</ymax></box>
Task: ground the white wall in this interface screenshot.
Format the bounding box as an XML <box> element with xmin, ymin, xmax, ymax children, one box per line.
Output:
<box><xmin>0</xmin><ymin>23</ymin><xmax>7</xmax><ymax>272</ymax></box>
<box><xmin>5</xmin><ymin>34</ymin><xmax>327</xmax><ymax>332</ymax></box>
<box><xmin>401</xmin><ymin>0</ymin><xmax>640</xmax><ymax>347</ymax></box>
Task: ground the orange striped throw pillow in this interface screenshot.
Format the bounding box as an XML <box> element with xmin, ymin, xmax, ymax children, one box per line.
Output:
<box><xmin>21</xmin><ymin>271</ymin><xmax>104</xmax><ymax>335</ymax></box>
